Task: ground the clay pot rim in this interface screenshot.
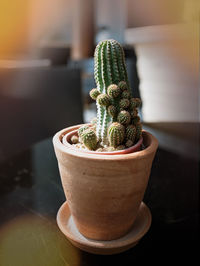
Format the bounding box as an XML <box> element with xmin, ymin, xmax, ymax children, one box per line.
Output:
<box><xmin>53</xmin><ymin>124</ymin><xmax>158</xmax><ymax>161</ymax></box>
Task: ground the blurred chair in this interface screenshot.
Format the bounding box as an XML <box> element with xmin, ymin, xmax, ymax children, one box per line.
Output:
<box><xmin>0</xmin><ymin>65</ymin><xmax>82</xmax><ymax>162</ymax></box>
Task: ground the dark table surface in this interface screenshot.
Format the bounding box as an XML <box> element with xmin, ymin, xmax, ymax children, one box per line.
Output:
<box><xmin>0</xmin><ymin>124</ymin><xmax>199</xmax><ymax>266</ymax></box>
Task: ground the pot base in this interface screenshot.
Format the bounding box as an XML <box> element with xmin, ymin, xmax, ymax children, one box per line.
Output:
<box><xmin>57</xmin><ymin>201</ymin><xmax>152</xmax><ymax>255</ymax></box>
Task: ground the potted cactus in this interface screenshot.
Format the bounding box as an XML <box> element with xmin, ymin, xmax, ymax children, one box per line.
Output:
<box><xmin>53</xmin><ymin>39</ymin><xmax>158</xmax><ymax>243</ymax></box>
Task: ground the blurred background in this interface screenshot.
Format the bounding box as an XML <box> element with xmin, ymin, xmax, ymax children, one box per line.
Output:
<box><xmin>0</xmin><ymin>0</ymin><xmax>199</xmax><ymax>162</ymax></box>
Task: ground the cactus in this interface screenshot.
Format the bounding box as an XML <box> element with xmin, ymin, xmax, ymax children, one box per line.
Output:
<box><xmin>78</xmin><ymin>125</ymin><xmax>90</xmax><ymax>137</ymax></box>
<box><xmin>117</xmin><ymin>110</ymin><xmax>131</xmax><ymax>125</ymax></box>
<box><xmin>78</xmin><ymin>39</ymin><xmax>143</xmax><ymax>151</ymax></box>
<box><xmin>126</xmin><ymin>125</ymin><xmax>136</xmax><ymax>142</ymax></box>
<box><xmin>118</xmin><ymin>81</ymin><xmax>128</xmax><ymax>91</ymax></box>
<box><xmin>130</xmin><ymin>98</ymin><xmax>142</xmax><ymax>109</ymax></box>
<box><xmin>125</xmin><ymin>140</ymin><xmax>134</xmax><ymax>148</ymax></box>
<box><xmin>97</xmin><ymin>93</ymin><xmax>111</xmax><ymax>107</ymax></box>
<box><xmin>132</xmin><ymin>116</ymin><xmax>140</xmax><ymax>124</ymax></box>
<box><xmin>107</xmin><ymin>84</ymin><xmax>120</xmax><ymax>98</ymax></box>
<box><xmin>108</xmin><ymin>105</ymin><xmax>117</xmax><ymax>117</ymax></box>
<box><xmin>90</xmin><ymin>88</ymin><xmax>100</xmax><ymax>100</ymax></box>
<box><xmin>135</xmin><ymin>123</ymin><xmax>142</xmax><ymax>141</ymax></box>
<box><xmin>119</xmin><ymin>98</ymin><xmax>130</xmax><ymax>109</ymax></box>
<box><xmin>108</xmin><ymin>122</ymin><xmax>125</xmax><ymax>147</ymax></box>
<box><xmin>93</xmin><ymin>39</ymin><xmax>131</xmax><ymax>143</ymax></box>
<box><xmin>121</xmin><ymin>90</ymin><xmax>131</xmax><ymax>99</ymax></box>
<box><xmin>130</xmin><ymin>108</ymin><xmax>138</xmax><ymax>118</ymax></box>
<box><xmin>81</xmin><ymin>129</ymin><xmax>97</xmax><ymax>150</ymax></box>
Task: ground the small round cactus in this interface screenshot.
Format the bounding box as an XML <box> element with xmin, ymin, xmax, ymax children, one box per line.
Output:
<box><xmin>125</xmin><ymin>140</ymin><xmax>133</xmax><ymax>148</ymax></box>
<box><xmin>97</xmin><ymin>94</ymin><xmax>111</xmax><ymax>107</ymax></box>
<box><xmin>108</xmin><ymin>122</ymin><xmax>125</xmax><ymax>147</ymax></box>
<box><xmin>107</xmin><ymin>84</ymin><xmax>120</xmax><ymax>98</ymax></box>
<box><xmin>130</xmin><ymin>98</ymin><xmax>142</xmax><ymax>109</ymax></box>
<box><xmin>119</xmin><ymin>98</ymin><xmax>130</xmax><ymax>109</ymax></box>
<box><xmin>78</xmin><ymin>125</ymin><xmax>90</xmax><ymax>137</ymax></box>
<box><xmin>118</xmin><ymin>81</ymin><xmax>127</xmax><ymax>91</ymax></box>
<box><xmin>108</xmin><ymin>105</ymin><xmax>117</xmax><ymax>117</ymax></box>
<box><xmin>126</xmin><ymin>124</ymin><xmax>136</xmax><ymax>141</ymax></box>
<box><xmin>132</xmin><ymin>116</ymin><xmax>140</xmax><ymax>124</ymax></box>
<box><xmin>130</xmin><ymin>109</ymin><xmax>138</xmax><ymax>118</ymax></box>
<box><xmin>89</xmin><ymin>88</ymin><xmax>100</xmax><ymax>100</ymax></box>
<box><xmin>121</xmin><ymin>90</ymin><xmax>131</xmax><ymax>99</ymax></box>
<box><xmin>135</xmin><ymin>123</ymin><xmax>142</xmax><ymax>141</ymax></box>
<box><xmin>81</xmin><ymin>129</ymin><xmax>97</xmax><ymax>150</ymax></box>
<box><xmin>117</xmin><ymin>110</ymin><xmax>131</xmax><ymax>125</ymax></box>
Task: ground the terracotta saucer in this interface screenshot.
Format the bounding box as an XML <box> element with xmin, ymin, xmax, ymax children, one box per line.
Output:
<box><xmin>57</xmin><ymin>201</ymin><xmax>152</xmax><ymax>255</ymax></box>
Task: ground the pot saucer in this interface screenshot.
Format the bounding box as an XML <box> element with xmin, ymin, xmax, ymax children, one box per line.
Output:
<box><xmin>56</xmin><ymin>201</ymin><xmax>152</xmax><ymax>255</ymax></box>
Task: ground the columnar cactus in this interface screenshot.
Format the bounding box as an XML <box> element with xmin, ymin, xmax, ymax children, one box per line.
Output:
<box><xmin>78</xmin><ymin>39</ymin><xmax>143</xmax><ymax>151</ymax></box>
<box><xmin>93</xmin><ymin>39</ymin><xmax>131</xmax><ymax>143</ymax></box>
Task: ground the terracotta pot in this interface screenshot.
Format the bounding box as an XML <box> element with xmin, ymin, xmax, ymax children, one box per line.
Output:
<box><xmin>53</xmin><ymin>124</ymin><xmax>158</xmax><ymax>240</ymax></box>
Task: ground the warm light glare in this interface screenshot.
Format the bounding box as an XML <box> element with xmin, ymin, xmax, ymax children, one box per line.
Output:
<box><xmin>0</xmin><ymin>0</ymin><xmax>29</xmax><ymax>57</ymax></box>
<box><xmin>0</xmin><ymin>215</ymin><xmax>81</xmax><ymax>266</ymax></box>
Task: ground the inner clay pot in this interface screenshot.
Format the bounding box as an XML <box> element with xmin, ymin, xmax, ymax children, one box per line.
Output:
<box><xmin>62</xmin><ymin>126</ymin><xmax>143</xmax><ymax>155</ymax></box>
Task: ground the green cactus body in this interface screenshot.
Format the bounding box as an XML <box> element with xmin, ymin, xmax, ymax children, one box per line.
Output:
<box><xmin>125</xmin><ymin>140</ymin><xmax>133</xmax><ymax>148</ymax></box>
<box><xmin>119</xmin><ymin>98</ymin><xmax>130</xmax><ymax>109</ymax></box>
<box><xmin>130</xmin><ymin>98</ymin><xmax>142</xmax><ymax>109</ymax></box>
<box><xmin>108</xmin><ymin>122</ymin><xmax>125</xmax><ymax>147</ymax></box>
<box><xmin>121</xmin><ymin>90</ymin><xmax>131</xmax><ymax>99</ymax></box>
<box><xmin>117</xmin><ymin>110</ymin><xmax>131</xmax><ymax>125</ymax></box>
<box><xmin>108</xmin><ymin>105</ymin><xmax>117</xmax><ymax>117</ymax></box>
<box><xmin>132</xmin><ymin>116</ymin><xmax>140</xmax><ymax>125</ymax></box>
<box><xmin>135</xmin><ymin>123</ymin><xmax>142</xmax><ymax>141</ymax></box>
<box><xmin>78</xmin><ymin>125</ymin><xmax>90</xmax><ymax>137</ymax></box>
<box><xmin>107</xmin><ymin>84</ymin><xmax>120</xmax><ymax>98</ymax></box>
<box><xmin>97</xmin><ymin>93</ymin><xmax>111</xmax><ymax>107</ymax></box>
<box><xmin>126</xmin><ymin>124</ymin><xmax>136</xmax><ymax>142</ymax></box>
<box><xmin>118</xmin><ymin>81</ymin><xmax>128</xmax><ymax>91</ymax></box>
<box><xmin>81</xmin><ymin>129</ymin><xmax>97</xmax><ymax>150</ymax></box>
<box><xmin>89</xmin><ymin>88</ymin><xmax>100</xmax><ymax>100</ymax></box>
<box><xmin>130</xmin><ymin>108</ymin><xmax>138</xmax><ymax>118</ymax></box>
<box><xmin>83</xmin><ymin>39</ymin><xmax>143</xmax><ymax>151</ymax></box>
<box><xmin>94</xmin><ymin>39</ymin><xmax>130</xmax><ymax>144</ymax></box>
